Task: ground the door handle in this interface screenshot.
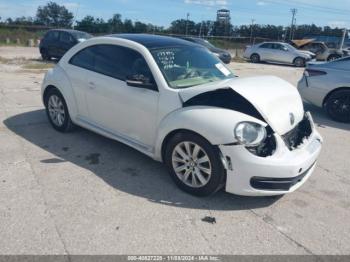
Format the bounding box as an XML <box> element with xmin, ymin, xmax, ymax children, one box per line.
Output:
<box><xmin>88</xmin><ymin>81</ymin><xmax>96</xmax><ymax>89</ymax></box>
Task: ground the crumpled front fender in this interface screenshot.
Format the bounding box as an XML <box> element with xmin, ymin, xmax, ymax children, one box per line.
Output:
<box><xmin>153</xmin><ymin>106</ymin><xmax>266</xmax><ymax>161</ymax></box>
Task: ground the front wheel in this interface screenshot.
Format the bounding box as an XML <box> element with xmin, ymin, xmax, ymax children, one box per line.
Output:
<box><xmin>324</xmin><ymin>90</ymin><xmax>350</xmax><ymax>123</ymax></box>
<box><xmin>294</xmin><ymin>57</ymin><xmax>305</xmax><ymax>67</ymax></box>
<box><xmin>250</xmin><ymin>54</ymin><xmax>260</xmax><ymax>63</ymax></box>
<box><xmin>165</xmin><ymin>132</ymin><xmax>226</xmax><ymax>196</ymax></box>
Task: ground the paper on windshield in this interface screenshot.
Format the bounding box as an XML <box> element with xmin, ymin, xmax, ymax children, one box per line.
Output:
<box><xmin>215</xmin><ymin>63</ymin><xmax>231</xmax><ymax>76</ymax></box>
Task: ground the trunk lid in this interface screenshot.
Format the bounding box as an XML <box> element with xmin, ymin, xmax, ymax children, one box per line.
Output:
<box><xmin>179</xmin><ymin>76</ymin><xmax>304</xmax><ymax>135</ymax></box>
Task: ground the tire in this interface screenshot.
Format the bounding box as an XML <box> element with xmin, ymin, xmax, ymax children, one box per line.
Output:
<box><xmin>250</xmin><ymin>53</ymin><xmax>260</xmax><ymax>63</ymax></box>
<box><xmin>41</xmin><ymin>48</ymin><xmax>51</xmax><ymax>61</ymax></box>
<box><xmin>44</xmin><ymin>88</ymin><xmax>75</xmax><ymax>132</ymax></box>
<box><xmin>294</xmin><ymin>57</ymin><xmax>305</xmax><ymax>67</ymax></box>
<box><xmin>327</xmin><ymin>54</ymin><xmax>341</xmax><ymax>62</ymax></box>
<box><xmin>324</xmin><ymin>90</ymin><xmax>350</xmax><ymax>123</ymax></box>
<box><xmin>164</xmin><ymin>131</ymin><xmax>226</xmax><ymax>197</ymax></box>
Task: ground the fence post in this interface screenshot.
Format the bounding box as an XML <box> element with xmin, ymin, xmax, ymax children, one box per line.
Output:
<box><xmin>16</xmin><ymin>38</ymin><xmax>21</xmax><ymax>45</ymax></box>
<box><xmin>28</xmin><ymin>39</ymin><xmax>35</xmax><ymax>47</ymax></box>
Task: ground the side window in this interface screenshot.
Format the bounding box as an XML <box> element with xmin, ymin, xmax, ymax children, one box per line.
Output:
<box><xmin>46</xmin><ymin>31</ymin><xmax>59</xmax><ymax>41</ymax></box>
<box><xmin>60</xmin><ymin>32</ymin><xmax>74</xmax><ymax>44</ymax></box>
<box><xmin>276</xmin><ymin>44</ymin><xmax>288</xmax><ymax>51</ymax></box>
<box><xmin>260</xmin><ymin>43</ymin><xmax>272</xmax><ymax>49</ymax></box>
<box><xmin>69</xmin><ymin>45</ymin><xmax>156</xmax><ymax>89</ymax></box>
<box><xmin>69</xmin><ymin>46</ymin><xmax>95</xmax><ymax>71</ymax></box>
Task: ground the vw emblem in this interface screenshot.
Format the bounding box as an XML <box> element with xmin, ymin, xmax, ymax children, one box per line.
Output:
<box><xmin>289</xmin><ymin>113</ymin><xmax>295</xmax><ymax>125</ymax></box>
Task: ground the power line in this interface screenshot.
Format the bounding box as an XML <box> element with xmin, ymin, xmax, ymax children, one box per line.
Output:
<box><xmin>264</xmin><ymin>0</ymin><xmax>350</xmax><ymax>15</ymax></box>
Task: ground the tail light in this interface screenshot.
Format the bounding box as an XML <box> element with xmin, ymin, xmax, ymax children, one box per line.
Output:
<box><xmin>304</xmin><ymin>69</ymin><xmax>327</xmax><ymax>77</ymax></box>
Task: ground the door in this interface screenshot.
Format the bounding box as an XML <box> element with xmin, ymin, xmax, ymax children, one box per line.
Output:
<box><xmin>58</xmin><ymin>32</ymin><xmax>77</xmax><ymax>57</ymax></box>
<box><xmin>258</xmin><ymin>43</ymin><xmax>274</xmax><ymax>61</ymax></box>
<box><xmin>84</xmin><ymin>45</ymin><xmax>159</xmax><ymax>147</ymax></box>
<box><xmin>45</xmin><ymin>31</ymin><xmax>60</xmax><ymax>57</ymax></box>
<box><xmin>271</xmin><ymin>43</ymin><xmax>293</xmax><ymax>63</ymax></box>
<box><xmin>65</xmin><ymin>46</ymin><xmax>96</xmax><ymax>118</ymax></box>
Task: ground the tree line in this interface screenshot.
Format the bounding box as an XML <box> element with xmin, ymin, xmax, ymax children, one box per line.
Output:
<box><xmin>0</xmin><ymin>1</ymin><xmax>345</xmax><ymax>39</ymax></box>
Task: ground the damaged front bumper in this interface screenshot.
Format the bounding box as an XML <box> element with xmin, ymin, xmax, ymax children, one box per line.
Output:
<box><xmin>219</xmin><ymin>113</ymin><xmax>323</xmax><ymax>196</ymax></box>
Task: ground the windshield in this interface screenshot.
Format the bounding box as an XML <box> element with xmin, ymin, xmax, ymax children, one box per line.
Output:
<box><xmin>284</xmin><ymin>43</ymin><xmax>297</xmax><ymax>51</ymax></box>
<box><xmin>196</xmin><ymin>38</ymin><xmax>216</xmax><ymax>49</ymax></box>
<box><xmin>151</xmin><ymin>46</ymin><xmax>234</xmax><ymax>89</ymax></box>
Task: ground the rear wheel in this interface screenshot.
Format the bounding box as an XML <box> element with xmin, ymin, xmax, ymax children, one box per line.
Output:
<box><xmin>165</xmin><ymin>132</ymin><xmax>226</xmax><ymax>197</ymax></box>
<box><xmin>44</xmin><ymin>88</ymin><xmax>75</xmax><ymax>132</ymax></box>
<box><xmin>41</xmin><ymin>48</ymin><xmax>51</xmax><ymax>61</ymax></box>
<box><xmin>327</xmin><ymin>54</ymin><xmax>341</xmax><ymax>62</ymax></box>
<box><xmin>294</xmin><ymin>57</ymin><xmax>305</xmax><ymax>67</ymax></box>
<box><xmin>324</xmin><ymin>90</ymin><xmax>350</xmax><ymax>123</ymax></box>
<box><xmin>250</xmin><ymin>53</ymin><xmax>260</xmax><ymax>63</ymax></box>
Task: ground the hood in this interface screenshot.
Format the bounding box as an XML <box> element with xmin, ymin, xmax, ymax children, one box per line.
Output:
<box><xmin>179</xmin><ymin>76</ymin><xmax>304</xmax><ymax>135</ymax></box>
<box><xmin>210</xmin><ymin>47</ymin><xmax>229</xmax><ymax>55</ymax></box>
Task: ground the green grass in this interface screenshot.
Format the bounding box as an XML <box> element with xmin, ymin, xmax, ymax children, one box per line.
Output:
<box><xmin>22</xmin><ymin>62</ymin><xmax>54</xmax><ymax>70</ymax></box>
<box><xmin>0</xmin><ymin>27</ymin><xmax>44</xmax><ymax>46</ymax></box>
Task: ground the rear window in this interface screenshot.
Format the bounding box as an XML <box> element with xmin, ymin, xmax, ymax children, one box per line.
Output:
<box><xmin>45</xmin><ymin>31</ymin><xmax>59</xmax><ymax>40</ymax></box>
<box><xmin>72</xmin><ymin>31</ymin><xmax>92</xmax><ymax>40</ymax></box>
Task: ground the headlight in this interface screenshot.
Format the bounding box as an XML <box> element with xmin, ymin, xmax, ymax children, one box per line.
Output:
<box><xmin>234</xmin><ymin>122</ymin><xmax>267</xmax><ymax>146</ymax></box>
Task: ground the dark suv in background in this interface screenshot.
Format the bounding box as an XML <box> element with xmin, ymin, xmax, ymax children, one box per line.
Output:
<box><xmin>180</xmin><ymin>37</ymin><xmax>232</xmax><ymax>64</ymax></box>
<box><xmin>39</xmin><ymin>29</ymin><xmax>92</xmax><ymax>60</ymax></box>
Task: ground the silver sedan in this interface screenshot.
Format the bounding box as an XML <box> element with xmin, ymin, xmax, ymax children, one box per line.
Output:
<box><xmin>298</xmin><ymin>57</ymin><xmax>350</xmax><ymax>122</ymax></box>
<box><xmin>244</xmin><ymin>42</ymin><xmax>314</xmax><ymax>67</ymax></box>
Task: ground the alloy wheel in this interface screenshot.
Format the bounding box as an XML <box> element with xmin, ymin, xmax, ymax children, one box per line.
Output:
<box><xmin>171</xmin><ymin>141</ymin><xmax>212</xmax><ymax>188</ymax></box>
<box><xmin>328</xmin><ymin>95</ymin><xmax>350</xmax><ymax>122</ymax></box>
<box><xmin>48</xmin><ymin>95</ymin><xmax>66</xmax><ymax>127</ymax></box>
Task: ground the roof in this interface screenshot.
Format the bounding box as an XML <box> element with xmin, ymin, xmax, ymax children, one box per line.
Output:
<box><xmin>109</xmin><ymin>34</ymin><xmax>198</xmax><ymax>49</ymax></box>
<box><xmin>49</xmin><ymin>29</ymin><xmax>84</xmax><ymax>33</ymax></box>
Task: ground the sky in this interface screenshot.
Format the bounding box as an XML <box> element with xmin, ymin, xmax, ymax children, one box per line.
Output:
<box><xmin>0</xmin><ymin>0</ymin><xmax>349</xmax><ymax>28</ymax></box>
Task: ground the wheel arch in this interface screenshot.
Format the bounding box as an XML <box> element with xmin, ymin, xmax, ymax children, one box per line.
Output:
<box><xmin>323</xmin><ymin>86</ymin><xmax>350</xmax><ymax>107</ymax></box>
<box><xmin>41</xmin><ymin>67</ymin><xmax>78</xmax><ymax>120</ymax></box>
<box><xmin>250</xmin><ymin>53</ymin><xmax>260</xmax><ymax>60</ymax></box>
<box><xmin>153</xmin><ymin>107</ymin><xmax>266</xmax><ymax>162</ymax></box>
<box><xmin>293</xmin><ymin>56</ymin><xmax>305</xmax><ymax>63</ymax></box>
<box><xmin>43</xmin><ymin>85</ymin><xmax>58</xmax><ymax>104</ymax></box>
<box><xmin>160</xmin><ymin>129</ymin><xmax>212</xmax><ymax>163</ymax></box>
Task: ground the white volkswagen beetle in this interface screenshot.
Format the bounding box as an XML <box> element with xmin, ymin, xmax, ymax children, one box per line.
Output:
<box><xmin>41</xmin><ymin>34</ymin><xmax>323</xmax><ymax>196</ymax></box>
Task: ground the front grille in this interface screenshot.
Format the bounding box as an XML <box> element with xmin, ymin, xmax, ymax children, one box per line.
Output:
<box><xmin>282</xmin><ymin>115</ymin><xmax>312</xmax><ymax>150</ymax></box>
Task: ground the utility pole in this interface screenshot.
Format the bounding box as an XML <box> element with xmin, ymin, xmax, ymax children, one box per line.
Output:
<box><xmin>340</xmin><ymin>28</ymin><xmax>347</xmax><ymax>50</ymax></box>
<box><xmin>289</xmin><ymin>8</ymin><xmax>297</xmax><ymax>40</ymax></box>
<box><xmin>185</xmin><ymin>13</ymin><xmax>190</xmax><ymax>36</ymax></box>
<box><xmin>72</xmin><ymin>2</ymin><xmax>80</xmax><ymax>29</ymax></box>
<box><xmin>250</xmin><ymin>19</ymin><xmax>255</xmax><ymax>44</ymax></box>
<box><xmin>199</xmin><ymin>21</ymin><xmax>203</xmax><ymax>37</ymax></box>
<box><xmin>291</xmin><ymin>18</ymin><xmax>297</xmax><ymax>40</ymax></box>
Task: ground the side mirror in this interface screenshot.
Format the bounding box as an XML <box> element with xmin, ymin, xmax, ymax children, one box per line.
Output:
<box><xmin>126</xmin><ymin>74</ymin><xmax>157</xmax><ymax>90</ymax></box>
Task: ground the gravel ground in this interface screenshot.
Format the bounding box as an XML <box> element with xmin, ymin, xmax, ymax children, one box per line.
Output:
<box><xmin>0</xmin><ymin>47</ymin><xmax>349</xmax><ymax>255</ymax></box>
